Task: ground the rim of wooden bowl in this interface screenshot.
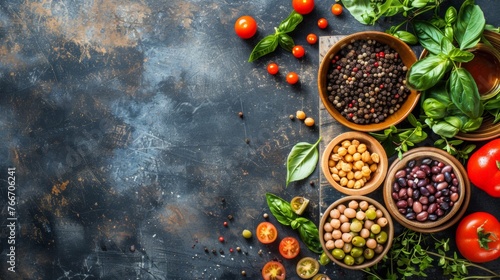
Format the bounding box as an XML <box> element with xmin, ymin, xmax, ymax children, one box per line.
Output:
<box><xmin>321</xmin><ymin>131</ymin><xmax>388</xmax><ymax>195</ymax></box>
<box><xmin>383</xmin><ymin>147</ymin><xmax>470</xmax><ymax>233</ymax></box>
<box><xmin>318</xmin><ymin>31</ymin><xmax>420</xmax><ymax>132</ymax></box>
<box><xmin>319</xmin><ymin>195</ymin><xmax>394</xmax><ymax>270</ymax></box>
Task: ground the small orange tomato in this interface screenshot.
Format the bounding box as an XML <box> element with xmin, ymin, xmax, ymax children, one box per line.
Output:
<box><xmin>286</xmin><ymin>72</ymin><xmax>299</xmax><ymax>85</ymax></box>
<box><xmin>292</xmin><ymin>45</ymin><xmax>305</xmax><ymax>58</ymax></box>
<box><xmin>331</xmin><ymin>3</ymin><xmax>343</xmax><ymax>16</ymax></box>
<box><xmin>306</xmin><ymin>33</ymin><xmax>318</xmax><ymax>45</ymax></box>
<box><xmin>234</xmin><ymin>15</ymin><xmax>257</xmax><ymax>39</ymax></box>
<box><xmin>267</xmin><ymin>62</ymin><xmax>279</xmax><ymax>75</ymax></box>
<box><xmin>317</xmin><ymin>18</ymin><xmax>328</xmax><ymax>29</ymax></box>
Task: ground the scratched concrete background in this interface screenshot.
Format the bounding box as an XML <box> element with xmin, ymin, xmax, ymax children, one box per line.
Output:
<box><xmin>0</xmin><ymin>0</ymin><xmax>499</xmax><ymax>279</ymax></box>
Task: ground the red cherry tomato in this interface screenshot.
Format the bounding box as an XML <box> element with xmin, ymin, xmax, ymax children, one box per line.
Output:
<box><xmin>292</xmin><ymin>0</ymin><xmax>315</xmax><ymax>15</ymax></box>
<box><xmin>267</xmin><ymin>62</ymin><xmax>279</xmax><ymax>75</ymax></box>
<box><xmin>306</xmin><ymin>33</ymin><xmax>318</xmax><ymax>45</ymax></box>
<box><xmin>279</xmin><ymin>237</ymin><xmax>300</xmax><ymax>259</ymax></box>
<box><xmin>331</xmin><ymin>3</ymin><xmax>343</xmax><ymax>16</ymax></box>
<box><xmin>292</xmin><ymin>45</ymin><xmax>305</xmax><ymax>58</ymax></box>
<box><xmin>256</xmin><ymin>222</ymin><xmax>278</xmax><ymax>244</ymax></box>
<box><xmin>286</xmin><ymin>72</ymin><xmax>299</xmax><ymax>84</ymax></box>
<box><xmin>234</xmin><ymin>15</ymin><xmax>257</xmax><ymax>39</ymax></box>
<box><xmin>317</xmin><ymin>18</ymin><xmax>328</xmax><ymax>29</ymax></box>
<box><xmin>456</xmin><ymin>212</ymin><xmax>500</xmax><ymax>263</ymax></box>
<box><xmin>262</xmin><ymin>261</ymin><xmax>286</xmax><ymax>280</ymax></box>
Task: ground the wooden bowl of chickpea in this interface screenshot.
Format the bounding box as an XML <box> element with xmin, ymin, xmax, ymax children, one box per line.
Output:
<box><xmin>321</xmin><ymin>131</ymin><xmax>388</xmax><ymax>195</ymax></box>
<box><xmin>319</xmin><ymin>196</ymin><xmax>394</xmax><ymax>269</ymax></box>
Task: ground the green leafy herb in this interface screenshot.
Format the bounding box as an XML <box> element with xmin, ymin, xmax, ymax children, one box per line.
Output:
<box><xmin>454</xmin><ymin>0</ymin><xmax>485</xmax><ymax>50</ymax></box>
<box><xmin>413</xmin><ymin>21</ymin><xmax>445</xmax><ymax>55</ymax></box>
<box><xmin>449</xmin><ymin>68</ymin><xmax>483</xmax><ymax>119</ymax></box>
<box><xmin>286</xmin><ymin>137</ymin><xmax>321</xmax><ymax>186</ymax></box>
<box><xmin>248</xmin><ymin>11</ymin><xmax>303</xmax><ymax>62</ymax></box>
<box><xmin>265</xmin><ymin>193</ymin><xmax>322</xmax><ymax>253</ymax></box>
<box><xmin>407</xmin><ymin>55</ymin><xmax>451</xmax><ymax>91</ymax></box>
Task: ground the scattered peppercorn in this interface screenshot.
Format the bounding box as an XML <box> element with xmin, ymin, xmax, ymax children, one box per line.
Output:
<box><xmin>258</xmin><ymin>249</ymin><xmax>263</xmax><ymax>255</ymax></box>
<box><xmin>229</xmin><ymin>248</ymin><xmax>234</xmax><ymax>253</ymax></box>
<box><xmin>212</xmin><ymin>249</ymin><xmax>217</xmax><ymax>254</ymax></box>
<box><xmin>223</xmin><ymin>221</ymin><xmax>228</xmax><ymax>227</ymax></box>
<box><xmin>310</xmin><ymin>180</ymin><xmax>315</xmax><ymax>186</ymax></box>
<box><xmin>219</xmin><ymin>236</ymin><xmax>224</xmax><ymax>243</ymax></box>
<box><xmin>204</xmin><ymin>247</ymin><xmax>209</xmax><ymax>253</ymax></box>
<box><xmin>238</xmin><ymin>111</ymin><xmax>244</xmax><ymax>118</ymax></box>
<box><xmin>227</xmin><ymin>214</ymin><xmax>233</xmax><ymax>220</ymax></box>
<box><xmin>219</xmin><ymin>249</ymin><xmax>224</xmax><ymax>255</ymax></box>
<box><xmin>241</xmin><ymin>271</ymin><xmax>246</xmax><ymax>276</ymax></box>
<box><xmin>289</xmin><ymin>114</ymin><xmax>295</xmax><ymax>120</ymax></box>
<box><xmin>263</xmin><ymin>213</ymin><xmax>269</xmax><ymax>219</ymax></box>
<box><xmin>236</xmin><ymin>246</ymin><xmax>241</xmax><ymax>252</ymax></box>
<box><xmin>245</xmin><ymin>138</ymin><xmax>250</xmax><ymax>144</ymax></box>
<box><xmin>130</xmin><ymin>245</ymin><xmax>136</xmax><ymax>252</ymax></box>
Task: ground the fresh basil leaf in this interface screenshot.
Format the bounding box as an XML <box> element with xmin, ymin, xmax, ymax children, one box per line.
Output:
<box><xmin>429</xmin><ymin>17</ymin><xmax>446</xmax><ymax>29</ymax></box>
<box><xmin>248</xmin><ymin>35</ymin><xmax>278</xmax><ymax>62</ymax></box>
<box><xmin>265</xmin><ymin>193</ymin><xmax>297</xmax><ymax>226</ymax></box>
<box><xmin>411</xmin><ymin>0</ymin><xmax>428</xmax><ymax>8</ymax></box>
<box><xmin>278</xmin><ymin>34</ymin><xmax>295</xmax><ymax>52</ymax></box>
<box><xmin>413</xmin><ymin>21</ymin><xmax>445</xmax><ymax>55</ymax></box>
<box><xmin>449</xmin><ymin>68</ymin><xmax>484</xmax><ymax>118</ymax></box>
<box><xmin>277</xmin><ymin>11</ymin><xmax>303</xmax><ymax>34</ymax></box>
<box><xmin>342</xmin><ymin>0</ymin><xmax>374</xmax><ymax>25</ymax></box>
<box><xmin>407</xmin><ymin>55</ymin><xmax>451</xmax><ymax>91</ymax></box>
<box><xmin>440</xmin><ymin>37</ymin><xmax>454</xmax><ymax>56</ymax></box>
<box><xmin>294</xmin><ymin>217</ymin><xmax>323</xmax><ymax>253</ymax></box>
<box><xmin>286</xmin><ymin>138</ymin><xmax>321</xmax><ymax>186</ymax></box>
<box><xmin>455</xmin><ymin>1</ymin><xmax>485</xmax><ymax>50</ymax></box>
<box><xmin>431</xmin><ymin>120</ymin><xmax>459</xmax><ymax>138</ymax></box>
<box><xmin>448</xmin><ymin>48</ymin><xmax>474</xmax><ymax>63</ymax></box>
<box><xmin>461</xmin><ymin>117</ymin><xmax>483</xmax><ymax>132</ymax></box>
<box><xmin>423</xmin><ymin>98</ymin><xmax>448</xmax><ymax>119</ymax></box>
<box><xmin>393</xmin><ymin>30</ymin><xmax>418</xmax><ymax>45</ymax></box>
<box><xmin>444</xmin><ymin>26</ymin><xmax>454</xmax><ymax>42</ymax></box>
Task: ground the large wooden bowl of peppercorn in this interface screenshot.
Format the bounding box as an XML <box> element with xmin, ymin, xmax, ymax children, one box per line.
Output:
<box><xmin>382</xmin><ymin>147</ymin><xmax>470</xmax><ymax>233</ymax></box>
<box><xmin>318</xmin><ymin>31</ymin><xmax>420</xmax><ymax>132</ymax></box>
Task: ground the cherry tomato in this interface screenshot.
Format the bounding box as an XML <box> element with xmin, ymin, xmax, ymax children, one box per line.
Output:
<box><xmin>317</xmin><ymin>18</ymin><xmax>328</xmax><ymax>29</ymax></box>
<box><xmin>292</xmin><ymin>0</ymin><xmax>315</xmax><ymax>15</ymax></box>
<box><xmin>296</xmin><ymin>257</ymin><xmax>320</xmax><ymax>279</ymax></box>
<box><xmin>267</xmin><ymin>62</ymin><xmax>279</xmax><ymax>75</ymax></box>
<box><xmin>292</xmin><ymin>45</ymin><xmax>305</xmax><ymax>58</ymax></box>
<box><xmin>456</xmin><ymin>212</ymin><xmax>500</xmax><ymax>263</ymax></box>
<box><xmin>331</xmin><ymin>4</ymin><xmax>343</xmax><ymax>16</ymax></box>
<box><xmin>279</xmin><ymin>237</ymin><xmax>300</xmax><ymax>259</ymax></box>
<box><xmin>306</xmin><ymin>33</ymin><xmax>318</xmax><ymax>45</ymax></box>
<box><xmin>262</xmin><ymin>261</ymin><xmax>286</xmax><ymax>280</ymax></box>
<box><xmin>286</xmin><ymin>72</ymin><xmax>299</xmax><ymax>84</ymax></box>
<box><xmin>256</xmin><ymin>221</ymin><xmax>278</xmax><ymax>244</ymax></box>
<box><xmin>234</xmin><ymin>15</ymin><xmax>257</xmax><ymax>39</ymax></box>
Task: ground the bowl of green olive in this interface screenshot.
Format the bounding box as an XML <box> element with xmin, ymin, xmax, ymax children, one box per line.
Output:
<box><xmin>319</xmin><ymin>195</ymin><xmax>394</xmax><ymax>269</ymax></box>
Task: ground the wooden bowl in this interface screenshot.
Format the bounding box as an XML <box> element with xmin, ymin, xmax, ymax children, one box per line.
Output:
<box><xmin>321</xmin><ymin>131</ymin><xmax>388</xmax><ymax>195</ymax></box>
<box><xmin>318</xmin><ymin>31</ymin><xmax>420</xmax><ymax>132</ymax></box>
<box><xmin>383</xmin><ymin>147</ymin><xmax>470</xmax><ymax>233</ymax></box>
<box><xmin>319</xmin><ymin>196</ymin><xmax>394</xmax><ymax>270</ymax></box>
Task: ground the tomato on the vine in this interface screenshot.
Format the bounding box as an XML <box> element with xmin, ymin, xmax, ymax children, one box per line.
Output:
<box><xmin>279</xmin><ymin>237</ymin><xmax>300</xmax><ymax>259</ymax></box>
<box><xmin>286</xmin><ymin>72</ymin><xmax>299</xmax><ymax>84</ymax></box>
<box><xmin>292</xmin><ymin>45</ymin><xmax>305</xmax><ymax>58</ymax></box>
<box><xmin>296</xmin><ymin>257</ymin><xmax>320</xmax><ymax>279</ymax></box>
<box><xmin>292</xmin><ymin>0</ymin><xmax>315</xmax><ymax>15</ymax></box>
<box><xmin>317</xmin><ymin>18</ymin><xmax>328</xmax><ymax>29</ymax></box>
<box><xmin>262</xmin><ymin>261</ymin><xmax>286</xmax><ymax>280</ymax></box>
<box><xmin>256</xmin><ymin>221</ymin><xmax>278</xmax><ymax>244</ymax></box>
<box><xmin>456</xmin><ymin>212</ymin><xmax>500</xmax><ymax>263</ymax></box>
<box><xmin>331</xmin><ymin>4</ymin><xmax>343</xmax><ymax>16</ymax></box>
<box><xmin>234</xmin><ymin>15</ymin><xmax>257</xmax><ymax>39</ymax></box>
<box><xmin>306</xmin><ymin>33</ymin><xmax>318</xmax><ymax>45</ymax></box>
<box><xmin>267</xmin><ymin>62</ymin><xmax>279</xmax><ymax>75</ymax></box>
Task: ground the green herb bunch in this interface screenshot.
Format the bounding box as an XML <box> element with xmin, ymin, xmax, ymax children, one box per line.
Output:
<box><xmin>363</xmin><ymin>228</ymin><xmax>500</xmax><ymax>280</ymax></box>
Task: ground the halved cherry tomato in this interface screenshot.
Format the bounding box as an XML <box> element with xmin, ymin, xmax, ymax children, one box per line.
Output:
<box><xmin>306</xmin><ymin>33</ymin><xmax>318</xmax><ymax>45</ymax></box>
<box><xmin>313</xmin><ymin>274</ymin><xmax>331</xmax><ymax>280</ymax></box>
<box><xmin>292</xmin><ymin>0</ymin><xmax>315</xmax><ymax>15</ymax></box>
<box><xmin>262</xmin><ymin>261</ymin><xmax>286</xmax><ymax>280</ymax></box>
<box><xmin>256</xmin><ymin>221</ymin><xmax>278</xmax><ymax>244</ymax></box>
<box><xmin>279</xmin><ymin>237</ymin><xmax>300</xmax><ymax>259</ymax></box>
<box><xmin>234</xmin><ymin>15</ymin><xmax>257</xmax><ymax>39</ymax></box>
<box><xmin>317</xmin><ymin>18</ymin><xmax>328</xmax><ymax>29</ymax></box>
<box><xmin>292</xmin><ymin>45</ymin><xmax>305</xmax><ymax>58</ymax></box>
<box><xmin>291</xmin><ymin>196</ymin><xmax>309</xmax><ymax>215</ymax></box>
<box><xmin>267</xmin><ymin>62</ymin><xmax>279</xmax><ymax>75</ymax></box>
<box><xmin>331</xmin><ymin>4</ymin><xmax>343</xmax><ymax>16</ymax></box>
<box><xmin>286</xmin><ymin>72</ymin><xmax>299</xmax><ymax>85</ymax></box>
<box><xmin>296</xmin><ymin>257</ymin><xmax>320</xmax><ymax>279</ymax></box>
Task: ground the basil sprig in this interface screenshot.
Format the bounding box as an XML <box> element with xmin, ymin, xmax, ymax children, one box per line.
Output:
<box><xmin>248</xmin><ymin>11</ymin><xmax>303</xmax><ymax>62</ymax></box>
<box><xmin>266</xmin><ymin>193</ymin><xmax>322</xmax><ymax>254</ymax></box>
<box><xmin>286</xmin><ymin>137</ymin><xmax>321</xmax><ymax>186</ymax></box>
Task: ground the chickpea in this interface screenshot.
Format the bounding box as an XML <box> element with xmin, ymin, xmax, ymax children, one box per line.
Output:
<box><xmin>331</xmin><ymin>173</ymin><xmax>341</xmax><ymax>182</ymax></box>
<box><xmin>370</xmin><ymin>163</ymin><xmax>378</xmax><ymax>172</ymax></box>
<box><xmin>361</xmin><ymin>151</ymin><xmax>371</xmax><ymax>162</ymax></box>
<box><xmin>359</xmin><ymin>201</ymin><xmax>369</xmax><ymax>211</ymax></box>
<box><xmin>366</xmin><ymin>238</ymin><xmax>377</xmax><ymax>249</ymax></box>
<box><xmin>340</xmin><ymin>177</ymin><xmax>348</xmax><ymax>186</ymax></box>
<box><xmin>357</xmin><ymin>143</ymin><xmax>367</xmax><ymax>153</ymax></box>
<box><xmin>341</xmin><ymin>140</ymin><xmax>351</xmax><ymax>148</ymax></box>
<box><xmin>348</xmin><ymin>200</ymin><xmax>359</xmax><ymax>210</ymax></box>
<box><xmin>342</xmin><ymin>232</ymin><xmax>353</xmax><ymax>243</ymax></box>
<box><xmin>296</xmin><ymin>110</ymin><xmax>306</xmax><ymax>120</ymax></box>
<box><xmin>304</xmin><ymin>117</ymin><xmax>315</xmax><ymax>127</ymax></box>
<box><xmin>354</xmin><ymin>171</ymin><xmax>363</xmax><ymax>180</ymax></box>
<box><xmin>346</xmin><ymin>179</ymin><xmax>355</xmax><ymax>189</ymax></box>
<box><xmin>377</xmin><ymin>217</ymin><xmax>388</xmax><ymax>227</ymax></box>
<box><xmin>330</xmin><ymin>218</ymin><xmax>341</xmax><ymax>229</ymax></box>
<box><xmin>353</xmin><ymin>152</ymin><xmax>361</xmax><ymax>161</ymax></box>
<box><xmin>337</xmin><ymin>204</ymin><xmax>346</xmax><ymax>213</ymax></box>
<box><xmin>332</xmin><ymin>229</ymin><xmax>342</xmax><ymax>239</ymax></box>
<box><xmin>344</xmin><ymin>154</ymin><xmax>354</xmax><ymax>163</ymax></box>
<box><xmin>340</xmin><ymin>222</ymin><xmax>351</xmax><ymax>233</ymax></box>
<box><xmin>360</xmin><ymin>228</ymin><xmax>370</xmax><ymax>239</ymax></box>
<box><xmin>347</xmin><ymin>145</ymin><xmax>357</xmax><ymax>155</ymax></box>
<box><xmin>330</xmin><ymin>208</ymin><xmax>341</xmax><ymax>219</ymax></box>
<box><xmin>324</xmin><ymin>223</ymin><xmax>333</xmax><ymax>232</ymax></box>
<box><xmin>324</xmin><ymin>232</ymin><xmax>333</xmax><ymax>241</ymax></box>
<box><xmin>351</xmin><ymin>139</ymin><xmax>360</xmax><ymax>146</ymax></box>
<box><xmin>376</xmin><ymin>209</ymin><xmax>384</xmax><ymax>219</ymax></box>
<box><xmin>353</xmin><ymin>160</ymin><xmax>364</xmax><ymax>171</ymax></box>
<box><xmin>371</xmin><ymin>152</ymin><xmax>380</xmax><ymax>163</ymax></box>
<box><xmin>347</xmin><ymin>171</ymin><xmax>354</xmax><ymax>180</ymax></box>
<box><xmin>325</xmin><ymin>239</ymin><xmax>335</xmax><ymax>250</ymax></box>
<box><xmin>339</xmin><ymin>214</ymin><xmax>349</xmax><ymax>223</ymax></box>
<box><xmin>342</xmin><ymin>242</ymin><xmax>353</xmax><ymax>253</ymax></box>
<box><xmin>334</xmin><ymin>239</ymin><xmax>345</xmax><ymax>249</ymax></box>
<box><xmin>344</xmin><ymin>207</ymin><xmax>356</xmax><ymax>218</ymax></box>
<box><xmin>328</xmin><ymin>159</ymin><xmax>335</xmax><ymax>167</ymax></box>
<box><xmin>356</xmin><ymin>211</ymin><xmax>366</xmax><ymax>221</ymax></box>
<box><xmin>337</xmin><ymin>147</ymin><xmax>347</xmax><ymax>156</ymax></box>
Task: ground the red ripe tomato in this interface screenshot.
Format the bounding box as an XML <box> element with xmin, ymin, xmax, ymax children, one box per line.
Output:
<box><xmin>267</xmin><ymin>62</ymin><xmax>279</xmax><ymax>75</ymax></box>
<box><xmin>279</xmin><ymin>237</ymin><xmax>300</xmax><ymax>259</ymax></box>
<box><xmin>292</xmin><ymin>0</ymin><xmax>315</xmax><ymax>15</ymax></box>
<box><xmin>234</xmin><ymin>15</ymin><xmax>257</xmax><ymax>39</ymax></box>
<box><xmin>286</xmin><ymin>72</ymin><xmax>299</xmax><ymax>84</ymax></box>
<box><xmin>262</xmin><ymin>261</ymin><xmax>286</xmax><ymax>280</ymax></box>
<box><xmin>317</xmin><ymin>18</ymin><xmax>328</xmax><ymax>29</ymax></box>
<box><xmin>331</xmin><ymin>3</ymin><xmax>343</xmax><ymax>16</ymax></box>
<box><xmin>292</xmin><ymin>45</ymin><xmax>305</xmax><ymax>58</ymax></box>
<box><xmin>306</xmin><ymin>33</ymin><xmax>318</xmax><ymax>45</ymax></box>
<box><xmin>456</xmin><ymin>212</ymin><xmax>500</xmax><ymax>263</ymax></box>
<box><xmin>256</xmin><ymin>222</ymin><xmax>278</xmax><ymax>244</ymax></box>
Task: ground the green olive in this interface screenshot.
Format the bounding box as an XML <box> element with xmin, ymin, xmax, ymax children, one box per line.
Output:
<box><xmin>350</xmin><ymin>220</ymin><xmax>363</xmax><ymax>233</ymax></box>
<box><xmin>344</xmin><ymin>255</ymin><xmax>355</xmax><ymax>266</ymax></box>
<box><xmin>332</xmin><ymin>248</ymin><xmax>345</xmax><ymax>260</ymax></box>
<box><xmin>342</xmin><ymin>242</ymin><xmax>353</xmax><ymax>253</ymax></box>
<box><xmin>376</xmin><ymin>231</ymin><xmax>388</xmax><ymax>244</ymax></box>
<box><xmin>364</xmin><ymin>248</ymin><xmax>375</xmax><ymax>260</ymax></box>
<box><xmin>370</xmin><ymin>224</ymin><xmax>381</xmax><ymax>234</ymax></box>
<box><xmin>319</xmin><ymin>251</ymin><xmax>330</xmax><ymax>266</ymax></box>
<box><xmin>350</xmin><ymin>247</ymin><xmax>363</xmax><ymax>258</ymax></box>
<box><xmin>365</xmin><ymin>208</ymin><xmax>377</xmax><ymax>220</ymax></box>
<box><xmin>354</xmin><ymin>255</ymin><xmax>365</xmax><ymax>265</ymax></box>
<box><xmin>242</xmin><ymin>229</ymin><xmax>252</xmax><ymax>239</ymax></box>
<box><xmin>352</xmin><ymin>236</ymin><xmax>366</xmax><ymax>247</ymax></box>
